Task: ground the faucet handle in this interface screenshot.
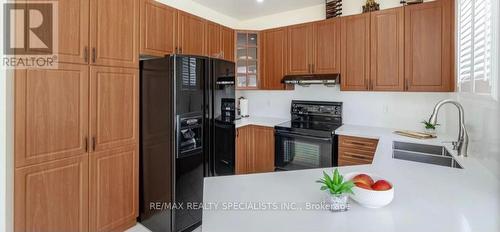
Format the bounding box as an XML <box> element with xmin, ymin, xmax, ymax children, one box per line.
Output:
<box><xmin>442</xmin><ymin>141</ymin><xmax>459</xmax><ymax>150</ymax></box>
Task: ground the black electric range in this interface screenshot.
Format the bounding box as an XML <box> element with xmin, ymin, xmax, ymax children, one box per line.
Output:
<box><xmin>274</xmin><ymin>101</ymin><xmax>342</xmax><ymax>171</ymax></box>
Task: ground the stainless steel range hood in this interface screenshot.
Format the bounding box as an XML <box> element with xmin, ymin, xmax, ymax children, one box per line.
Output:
<box><xmin>281</xmin><ymin>74</ymin><xmax>340</xmax><ymax>87</ymax></box>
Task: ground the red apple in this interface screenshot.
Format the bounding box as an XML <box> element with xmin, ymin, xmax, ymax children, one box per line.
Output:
<box><xmin>371</xmin><ymin>180</ymin><xmax>392</xmax><ymax>191</ymax></box>
<box><xmin>355</xmin><ymin>182</ymin><xmax>373</xmax><ymax>190</ymax></box>
<box><xmin>352</xmin><ymin>174</ymin><xmax>374</xmax><ymax>186</ymax></box>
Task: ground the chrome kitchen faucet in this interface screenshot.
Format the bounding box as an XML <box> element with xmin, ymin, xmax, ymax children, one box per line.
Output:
<box><xmin>429</xmin><ymin>99</ymin><xmax>469</xmax><ymax>157</ymax></box>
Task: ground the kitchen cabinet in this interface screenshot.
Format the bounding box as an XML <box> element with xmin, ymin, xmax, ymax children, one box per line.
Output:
<box><xmin>236</xmin><ymin>31</ymin><xmax>259</xmax><ymax>89</ymax></box>
<box><xmin>287</xmin><ymin>23</ymin><xmax>313</xmax><ymax>75</ymax></box>
<box><xmin>90</xmin><ymin>66</ymin><xmax>139</xmax><ymax>152</ymax></box>
<box><xmin>139</xmin><ymin>0</ymin><xmax>177</xmax><ymax>57</ymax></box>
<box><xmin>206</xmin><ymin>22</ymin><xmax>235</xmax><ymax>61</ymax></box>
<box><xmin>261</xmin><ymin>27</ymin><xmax>292</xmax><ymax>90</ymax></box>
<box><xmin>236</xmin><ymin>126</ymin><xmax>275</xmax><ymax>174</ymax></box>
<box><xmin>14</xmin><ymin>64</ymin><xmax>89</xmax><ymax>167</ymax></box>
<box><xmin>370</xmin><ymin>7</ymin><xmax>405</xmax><ymax>91</ymax></box>
<box><xmin>90</xmin><ymin>145</ymin><xmax>138</xmax><ymax>232</ymax></box>
<box><xmin>338</xmin><ymin>135</ymin><xmax>378</xmax><ymax>166</ymax></box>
<box><xmin>90</xmin><ymin>0</ymin><xmax>139</xmax><ymax>68</ymax></box>
<box><xmin>287</xmin><ymin>19</ymin><xmax>341</xmax><ymax>76</ymax></box>
<box><xmin>49</xmin><ymin>0</ymin><xmax>90</xmax><ymax>64</ymax></box>
<box><xmin>14</xmin><ymin>155</ymin><xmax>89</xmax><ymax>232</ymax></box>
<box><xmin>404</xmin><ymin>0</ymin><xmax>454</xmax><ymax>92</ymax></box>
<box><xmin>340</xmin><ymin>13</ymin><xmax>371</xmax><ymax>91</ymax></box>
<box><xmin>313</xmin><ymin>18</ymin><xmax>341</xmax><ymax>74</ymax></box>
<box><xmin>221</xmin><ymin>26</ymin><xmax>235</xmax><ymax>61</ymax></box>
<box><xmin>14</xmin><ymin>66</ymin><xmax>139</xmax><ymax>231</ymax></box>
<box><xmin>206</xmin><ymin>21</ymin><xmax>222</xmax><ymax>58</ymax></box>
<box><xmin>177</xmin><ymin>11</ymin><xmax>206</xmax><ymax>56</ymax></box>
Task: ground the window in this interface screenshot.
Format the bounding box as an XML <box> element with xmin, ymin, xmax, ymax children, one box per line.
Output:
<box><xmin>457</xmin><ymin>0</ymin><xmax>499</xmax><ymax>99</ymax></box>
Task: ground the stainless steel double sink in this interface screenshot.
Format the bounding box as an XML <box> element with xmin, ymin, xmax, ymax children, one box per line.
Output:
<box><xmin>393</xmin><ymin>141</ymin><xmax>463</xmax><ymax>169</ymax></box>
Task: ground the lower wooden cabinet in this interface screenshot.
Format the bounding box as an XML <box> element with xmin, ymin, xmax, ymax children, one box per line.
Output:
<box><xmin>338</xmin><ymin>135</ymin><xmax>379</xmax><ymax>166</ymax></box>
<box><xmin>236</xmin><ymin>125</ymin><xmax>275</xmax><ymax>174</ymax></box>
<box><xmin>90</xmin><ymin>145</ymin><xmax>138</xmax><ymax>232</ymax></box>
<box><xmin>15</xmin><ymin>155</ymin><xmax>89</xmax><ymax>232</ymax></box>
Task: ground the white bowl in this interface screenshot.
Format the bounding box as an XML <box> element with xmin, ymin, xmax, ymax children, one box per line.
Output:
<box><xmin>344</xmin><ymin>172</ymin><xmax>394</xmax><ymax>209</ymax></box>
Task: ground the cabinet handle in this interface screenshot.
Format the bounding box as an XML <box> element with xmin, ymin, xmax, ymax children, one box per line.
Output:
<box><xmin>179</xmin><ymin>47</ymin><xmax>183</xmax><ymax>54</ymax></box>
<box><xmin>84</xmin><ymin>137</ymin><xmax>88</xmax><ymax>152</ymax></box>
<box><xmin>92</xmin><ymin>137</ymin><xmax>96</xmax><ymax>151</ymax></box>
<box><xmin>221</xmin><ymin>51</ymin><xmax>224</xmax><ymax>58</ymax></box>
<box><xmin>84</xmin><ymin>47</ymin><xmax>88</xmax><ymax>63</ymax></box>
<box><xmin>91</xmin><ymin>48</ymin><xmax>96</xmax><ymax>63</ymax></box>
<box><xmin>346</xmin><ymin>153</ymin><xmax>372</xmax><ymax>161</ymax></box>
<box><xmin>349</xmin><ymin>141</ymin><xmax>370</xmax><ymax>146</ymax></box>
<box><xmin>405</xmin><ymin>79</ymin><xmax>409</xmax><ymax>91</ymax></box>
<box><xmin>312</xmin><ymin>64</ymin><xmax>315</xmax><ymax>73</ymax></box>
<box><xmin>175</xmin><ymin>47</ymin><xmax>178</xmax><ymax>54</ymax></box>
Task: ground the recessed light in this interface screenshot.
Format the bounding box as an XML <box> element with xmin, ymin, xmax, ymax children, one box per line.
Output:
<box><xmin>257</xmin><ymin>0</ymin><xmax>264</xmax><ymax>3</ymax></box>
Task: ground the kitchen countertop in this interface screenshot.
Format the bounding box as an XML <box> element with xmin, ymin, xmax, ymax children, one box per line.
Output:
<box><xmin>234</xmin><ymin>116</ymin><xmax>289</xmax><ymax>128</ymax></box>
<box><xmin>202</xmin><ymin>124</ymin><xmax>500</xmax><ymax>232</ymax></box>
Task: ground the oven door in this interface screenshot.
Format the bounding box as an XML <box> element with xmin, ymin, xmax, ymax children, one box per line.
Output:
<box><xmin>275</xmin><ymin>131</ymin><xmax>333</xmax><ymax>171</ymax></box>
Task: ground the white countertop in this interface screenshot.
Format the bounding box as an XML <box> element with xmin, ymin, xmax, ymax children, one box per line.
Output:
<box><xmin>202</xmin><ymin>124</ymin><xmax>500</xmax><ymax>232</ymax></box>
<box><xmin>234</xmin><ymin>116</ymin><xmax>289</xmax><ymax>128</ymax></box>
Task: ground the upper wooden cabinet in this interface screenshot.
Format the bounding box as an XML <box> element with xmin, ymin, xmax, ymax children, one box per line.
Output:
<box><xmin>287</xmin><ymin>19</ymin><xmax>341</xmax><ymax>76</ymax></box>
<box><xmin>49</xmin><ymin>0</ymin><xmax>90</xmax><ymax>64</ymax></box>
<box><xmin>14</xmin><ymin>64</ymin><xmax>89</xmax><ymax>167</ymax></box>
<box><xmin>177</xmin><ymin>11</ymin><xmax>206</xmax><ymax>56</ymax></box>
<box><xmin>90</xmin><ymin>66</ymin><xmax>139</xmax><ymax>152</ymax></box>
<box><xmin>313</xmin><ymin>18</ymin><xmax>341</xmax><ymax>74</ymax></box>
<box><xmin>221</xmin><ymin>26</ymin><xmax>235</xmax><ymax>61</ymax></box>
<box><xmin>287</xmin><ymin>23</ymin><xmax>313</xmax><ymax>75</ymax></box>
<box><xmin>370</xmin><ymin>7</ymin><xmax>405</xmax><ymax>91</ymax></box>
<box><xmin>341</xmin><ymin>13</ymin><xmax>371</xmax><ymax>91</ymax></box>
<box><xmin>404</xmin><ymin>0</ymin><xmax>454</xmax><ymax>92</ymax></box>
<box><xmin>90</xmin><ymin>0</ymin><xmax>139</xmax><ymax>68</ymax></box>
<box><xmin>261</xmin><ymin>27</ymin><xmax>291</xmax><ymax>90</ymax></box>
<box><xmin>139</xmin><ymin>0</ymin><xmax>177</xmax><ymax>57</ymax></box>
<box><xmin>206</xmin><ymin>21</ymin><xmax>222</xmax><ymax>58</ymax></box>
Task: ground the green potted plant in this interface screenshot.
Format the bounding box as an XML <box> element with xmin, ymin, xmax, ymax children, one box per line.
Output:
<box><xmin>316</xmin><ymin>169</ymin><xmax>355</xmax><ymax>212</ymax></box>
<box><xmin>422</xmin><ymin>120</ymin><xmax>440</xmax><ymax>135</ymax></box>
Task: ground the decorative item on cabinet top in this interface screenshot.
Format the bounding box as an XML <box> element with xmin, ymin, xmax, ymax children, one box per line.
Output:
<box><xmin>326</xmin><ymin>0</ymin><xmax>342</xmax><ymax>19</ymax></box>
<box><xmin>363</xmin><ymin>0</ymin><xmax>380</xmax><ymax>13</ymax></box>
<box><xmin>400</xmin><ymin>0</ymin><xmax>424</xmax><ymax>5</ymax></box>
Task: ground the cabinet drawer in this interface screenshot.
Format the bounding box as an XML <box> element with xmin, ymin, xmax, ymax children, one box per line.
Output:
<box><xmin>338</xmin><ymin>147</ymin><xmax>375</xmax><ymax>164</ymax></box>
<box><xmin>339</xmin><ymin>135</ymin><xmax>378</xmax><ymax>151</ymax></box>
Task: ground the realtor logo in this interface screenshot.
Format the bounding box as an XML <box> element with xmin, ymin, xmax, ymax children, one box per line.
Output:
<box><xmin>2</xmin><ymin>1</ymin><xmax>58</xmax><ymax>68</ymax></box>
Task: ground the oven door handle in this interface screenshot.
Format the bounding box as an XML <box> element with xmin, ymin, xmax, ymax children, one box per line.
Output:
<box><xmin>275</xmin><ymin>131</ymin><xmax>333</xmax><ymax>142</ymax></box>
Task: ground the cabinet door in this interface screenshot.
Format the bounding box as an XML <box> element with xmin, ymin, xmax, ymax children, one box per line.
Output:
<box><xmin>287</xmin><ymin>23</ymin><xmax>313</xmax><ymax>75</ymax></box>
<box><xmin>235</xmin><ymin>126</ymin><xmax>251</xmax><ymax>174</ymax></box>
<box><xmin>38</xmin><ymin>0</ymin><xmax>89</xmax><ymax>64</ymax></box>
<box><xmin>90</xmin><ymin>145</ymin><xmax>138</xmax><ymax>232</ymax></box>
<box><xmin>313</xmin><ymin>18</ymin><xmax>341</xmax><ymax>74</ymax></box>
<box><xmin>15</xmin><ymin>156</ymin><xmax>89</xmax><ymax>232</ymax></box>
<box><xmin>261</xmin><ymin>28</ymin><xmax>289</xmax><ymax>90</ymax></box>
<box><xmin>370</xmin><ymin>7</ymin><xmax>405</xmax><ymax>91</ymax></box>
<box><xmin>15</xmin><ymin>64</ymin><xmax>89</xmax><ymax>167</ymax></box>
<box><xmin>251</xmin><ymin>126</ymin><xmax>275</xmax><ymax>173</ymax></box>
<box><xmin>221</xmin><ymin>26</ymin><xmax>235</xmax><ymax>61</ymax></box>
<box><xmin>404</xmin><ymin>0</ymin><xmax>454</xmax><ymax>92</ymax></box>
<box><xmin>206</xmin><ymin>21</ymin><xmax>221</xmax><ymax>58</ymax></box>
<box><xmin>341</xmin><ymin>13</ymin><xmax>371</xmax><ymax>91</ymax></box>
<box><xmin>90</xmin><ymin>66</ymin><xmax>139</xmax><ymax>152</ymax></box>
<box><xmin>90</xmin><ymin>0</ymin><xmax>139</xmax><ymax>68</ymax></box>
<box><xmin>178</xmin><ymin>11</ymin><xmax>206</xmax><ymax>56</ymax></box>
<box><xmin>140</xmin><ymin>0</ymin><xmax>177</xmax><ymax>57</ymax></box>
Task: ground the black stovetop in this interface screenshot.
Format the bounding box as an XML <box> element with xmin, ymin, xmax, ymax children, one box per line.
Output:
<box><xmin>274</xmin><ymin>100</ymin><xmax>343</xmax><ymax>137</ymax></box>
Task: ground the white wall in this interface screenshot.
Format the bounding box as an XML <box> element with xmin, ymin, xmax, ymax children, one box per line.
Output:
<box><xmin>156</xmin><ymin>0</ymin><xmax>240</xmax><ymax>28</ymax></box>
<box><xmin>238</xmin><ymin>87</ymin><xmax>453</xmax><ymax>132</ymax></box>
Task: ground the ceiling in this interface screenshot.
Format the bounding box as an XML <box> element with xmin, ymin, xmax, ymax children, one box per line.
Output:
<box><xmin>191</xmin><ymin>0</ymin><xmax>325</xmax><ymax>20</ymax></box>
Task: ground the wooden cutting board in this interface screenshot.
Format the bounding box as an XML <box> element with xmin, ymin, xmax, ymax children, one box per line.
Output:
<box><xmin>394</xmin><ymin>130</ymin><xmax>437</xmax><ymax>139</ymax></box>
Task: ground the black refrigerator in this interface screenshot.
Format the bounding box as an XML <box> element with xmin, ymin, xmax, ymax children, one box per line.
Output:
<box><xmin>139</xmin><ymin>55</ymin><xmax>235</xmax><ymax>232</ymax></box>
